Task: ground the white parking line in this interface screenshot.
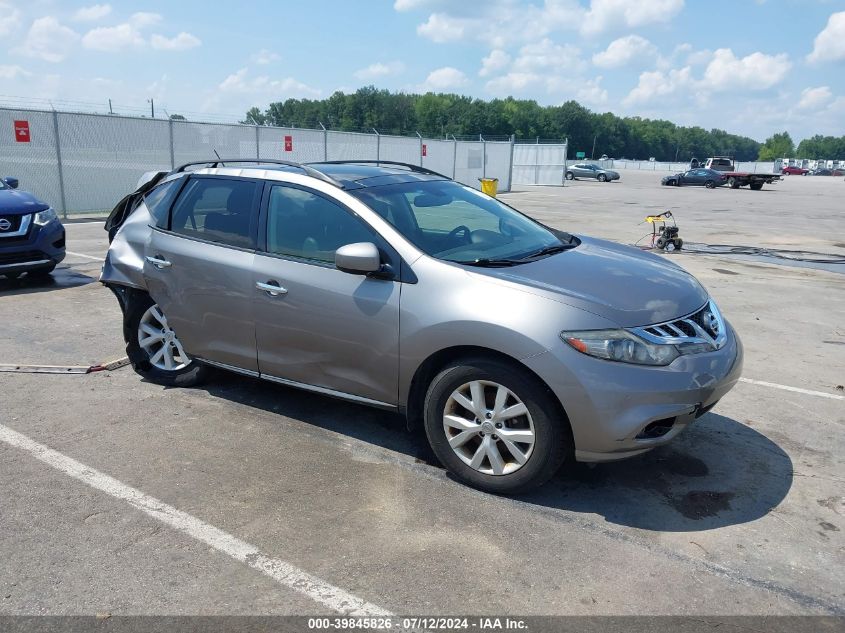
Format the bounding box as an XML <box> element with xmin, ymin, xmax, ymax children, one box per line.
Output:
<box><xmin>739</xmin><ymin>377</ymin><xmax>844</xmax><ymax>401</ymax></box>
<box><xmin>0</xmin><ymin>423</ymin><xmax>392</xmax><ymax>617</ymax></box>
<box><xmin>65</xmin><ymin>251</ymin><xmax>104</xmax><ymax>262</ymax></box>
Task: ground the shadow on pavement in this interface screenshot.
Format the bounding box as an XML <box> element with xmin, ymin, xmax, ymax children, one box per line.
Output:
<box><xmin>201</xmin><ymin>374</ymin><xmax>792</xmax><ymax>532</ymax></box>
<box><xmin>0</xmin><ymin>266</ymin><xmax>96</xmax><ymax>296</ymax></box>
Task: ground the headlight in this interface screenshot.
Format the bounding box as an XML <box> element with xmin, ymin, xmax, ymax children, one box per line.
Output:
<box><xmin>561</xmin><ymin>329</ymin><xmax>679</xmax><ymax>366</ymax></box>
<box><xmin>33</xmin><ymin>208</ymin><xmax>58</xmax><ymax>226</ymax></box>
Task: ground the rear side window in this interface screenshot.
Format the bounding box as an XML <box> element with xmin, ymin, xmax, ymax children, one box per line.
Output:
<box><xmin>169</xmin><ymin>177</ymin><xmax>259</xmax><ymax>249</ymax></box>
<box><xmin>144</xmin><ymin>178</ymin><xmax>183</xmax><ymax>228</ymax></box>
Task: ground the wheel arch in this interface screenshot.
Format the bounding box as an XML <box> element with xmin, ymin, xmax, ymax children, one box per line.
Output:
<box><xmin>402</xmin><ymin>345</ymin><xmax>573</xmax><ymax>444</ymax></box>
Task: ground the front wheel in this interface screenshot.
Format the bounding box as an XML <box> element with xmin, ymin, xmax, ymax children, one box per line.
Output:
<box><xmin>597</xmin><ymin>173</ymin><xmax>607</xmax><ymax>182</ymax></box>
<box><xmin>750</xmin><ymin>182</ymin><xmax>763</xmax><ymax>191</ymax></box>
<box><xmin>704</xmin><ymin>180</ymin><xmax>715</xmax><ymax>188</ymax></box>
<box><xmin>423</xmin><ymin>359</ymin><xmax>570</xmax><ymax>494</ymax></box>
<box><xmin>565</xmin><ymin>171</ymin><xmax>574</xmax><ymax>180</ymax></box>
<box><xmin>125</xmin><ymin>294</ymin><xmax>209</xmax><ymax>387</ymax></box>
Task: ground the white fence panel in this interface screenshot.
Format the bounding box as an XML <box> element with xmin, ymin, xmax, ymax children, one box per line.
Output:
<box><xmin>0</xmin><ymin>108</ymin><xmax>63</xmax><ymax>211</ymax></box>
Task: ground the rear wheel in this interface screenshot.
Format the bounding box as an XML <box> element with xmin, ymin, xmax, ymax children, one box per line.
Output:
<box><xmin>728</xmin><ymin>177</ymin><xmax>740</xmax><ymax>189</ymax></box>
<box><xmin>750</xmin><ymin>182</ymin><xmax>763</xmax><ymax>191</ymax></box>
<box><xmin>704</xmin><ymin>180</ymin><xmax>715</xmax><ymax>188</ymax></box>
<box><xmin>125</xmin><ymin>293</ymin><xmax>209</xmax><ymax>387</ymax></box>
<box><xmin>597</xmin><ymin>173</ymin><xmax>607</xmax><ymax>182</ymax></box>
<box><xmin>423</xmin><ymin>358</ymin><xmax>570</xmax><ymax>495</ymax></box>
<box><xmin>565</xmin><ymin>171</ymin><xmax>574</xmax><ymax>180</ymax></box>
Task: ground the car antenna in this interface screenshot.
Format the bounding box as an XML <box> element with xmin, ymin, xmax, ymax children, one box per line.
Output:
<box><xmin>213</xmin><ymin>149</ymin><xmax>225</xmax><ymax>167</ymax></box>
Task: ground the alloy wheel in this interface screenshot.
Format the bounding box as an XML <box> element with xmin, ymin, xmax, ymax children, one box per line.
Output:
<box><xmin>137</xmin><ymin>304</ymin><xmax>191</xmax><ymax>371</ymax></box>
<box><xmin>442</xmin><ymin>380</ymin><xmax>536</xmax><ymax>476</ymax></box>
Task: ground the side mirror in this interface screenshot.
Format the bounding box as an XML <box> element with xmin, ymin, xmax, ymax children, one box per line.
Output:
<box><xmin>335</xmin><ymin>242</ymin><xmax>381</xmax><ymax>275</ymax></box>
<box><xmin>3</xmin><ymin>177</ymin><xmax>19</xmax><ymax>189</ymax></box>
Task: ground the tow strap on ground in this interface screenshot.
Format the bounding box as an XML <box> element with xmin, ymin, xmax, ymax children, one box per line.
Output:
<box><xmin>0</xmin><ymin>357</ymin><xmax>129</xmax><ymax>375</ymax></box>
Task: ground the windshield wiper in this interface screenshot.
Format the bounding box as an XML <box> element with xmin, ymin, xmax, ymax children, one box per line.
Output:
<box><xmin>518</xmin><ymin>243</ymin><xmax>576</xmax><ymax>260</ymax></box>
<box><xmin>452</xmin><ymin>258</ymin><xmax>524</xmax><ymax>267</ymax></box>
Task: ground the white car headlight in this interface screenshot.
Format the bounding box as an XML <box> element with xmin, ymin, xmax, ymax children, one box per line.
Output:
<box><xmin>561</xmin><ymin>329</ymin><xmax>679</xmax><ymax>366</ymax></box>
<box><xmin>33</xmin><ymin>207</ymin><xmax>58</xmax><ymax>226</ymax></box>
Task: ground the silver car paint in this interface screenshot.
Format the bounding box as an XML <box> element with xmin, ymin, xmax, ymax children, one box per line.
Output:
<box><xmin>101</xmin><ymin>166</ymin><xmax>742</xmax><ymax>461</ymax></box>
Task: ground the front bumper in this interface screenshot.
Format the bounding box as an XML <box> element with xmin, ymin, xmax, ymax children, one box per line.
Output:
<box><xmin>523</xmin><ymin>322</ymin><xmax>743</xmax><ymax>461</ymax></box>
<box><xmin>0</xmin><ymin>219</ymin><xmax>66</xmax><ymax>274</ymax></box>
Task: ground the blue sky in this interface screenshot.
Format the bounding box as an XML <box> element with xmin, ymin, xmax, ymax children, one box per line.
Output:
<box><xmin>1</xmin><ymin>0</ymin><xmax>844</xmax><ymax>141</ymax></box>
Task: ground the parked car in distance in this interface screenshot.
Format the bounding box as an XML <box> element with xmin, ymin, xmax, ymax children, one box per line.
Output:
<box><xmin>102</xmin><ymin>159</ymin><xmax>742</xmax><ymax>495</ymax></box>
<box><xmin>809</xmin><ymin>168</ymin><xmax>845</xmax><ymax>176</ymax></box>
<box><xmin>0</xmin><ymin>177</ymin><xmax>65</xmax><ymax>280</ymax></box>
<box><xmin>565</xmin><ymin>163</ymin><xmax>621</xmax><ymax>182</ymax></box>
<box><xmin>781</xmin><ymin>166</ymin><xmax>809</xmax><ymax>175</ymax></box>
<box><xmin>661</xmin><ymin>168</ymin><xmax>727</xmax><ymax>188</ymax></box>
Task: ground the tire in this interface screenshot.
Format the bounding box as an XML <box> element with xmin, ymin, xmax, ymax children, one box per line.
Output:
<box><xmin>125</xmin><ymin>293</ymin><xmax>209</xmax><ymax>387</ymax></box>
<box><xmin>655</xmin><ymin>237</ymin><xmax>667</xmax><ymax>249</ymax></box>
<box><xmin>750</xmin><ymin>183</ymin><xmax>763</xmax><ymax>191</ymax></box>
<box><xmin>673</xmin><ymin>238</ymin><xmax>683</xmax><ymax>250</ymax></box>
<box><xmin>729</xmin><ymin>177</ymin><xmax>740</xmax><ymax>189</ymax></box>
<box><xmin>2</xmin><ymin>272</ymin><xmax>21</xmax><ymax>280</ymax></box>
<box><xmin>675</xmin><ymin>179</ymin><xmax>681</xmax><ymax>187</ymax></box>
<box><xmin>704</xmin><ymin>180</ymin><xmax>715</xmax><ymax>189</ymax></box>
<box><xmin>597</xmin><ymin>173</ymin><xmax>607</xmax><ymax>182</ymax></box>
<box><xmin>423</xmin><ymin>358</ymin><xmax>570</xmax><ymax>495</ymax></box>
<box><xmin>565</xmin><ymin>171</ymin><xmax>574</xmax><ymax>180</ymax></box>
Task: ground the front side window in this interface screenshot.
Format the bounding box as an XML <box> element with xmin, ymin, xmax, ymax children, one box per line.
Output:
<box><xmin>266</xmin><ymin>185</ymin><xmax>375</xmax><ymax>263</ymax></box>
<box><xmin>351</xmin><ymin>180</ymin><xmax>569</xmax><ymax>265</ymax></box>
<box><xmin>169</xmin><ymin>177</ymin><xmax>258</xmax><ymax>249</ymax></box>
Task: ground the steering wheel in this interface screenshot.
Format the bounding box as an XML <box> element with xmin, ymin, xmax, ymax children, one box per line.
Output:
<box><xmin>448</xmin><ymin>225</ymin><xmax>472</xmax><ymax>244</ymax></box>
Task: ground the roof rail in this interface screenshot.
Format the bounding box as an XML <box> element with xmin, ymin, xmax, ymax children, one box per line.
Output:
<box><xmin>172</xmin><ymin>158</ymin><xmax>342</xmax><ymax>187</ymax></box>
<box><xmin>308</xmin><ymin>160</ymin><xmax>450</xmax><ymax>180</ymax></box>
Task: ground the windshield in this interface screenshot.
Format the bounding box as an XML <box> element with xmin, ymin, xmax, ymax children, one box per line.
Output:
<box><xmin>351</xmin><ymin>180</ymin><xmax>570</xmax><ymax>264</ymax></box>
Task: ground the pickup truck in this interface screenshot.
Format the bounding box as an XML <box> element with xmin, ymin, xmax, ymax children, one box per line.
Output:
<box><xmin>702</xmin><ymin>157</ymin><xmax>780</xmax><ymax>190</ymax></box>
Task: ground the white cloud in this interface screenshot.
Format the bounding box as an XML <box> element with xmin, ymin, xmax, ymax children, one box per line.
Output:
<box><xmin>417</xmin><ymin>13</ymin><xmax>465</xmax><ymax>42</ymax></box>
<box><xmin>576</xmin><ymin>76</ymin><xmax>609</xmax><ymax>105</ymax></box>
<box><xmin>624</xmin><ymin>48</ymin><xmax>790</xmax><ymax>107</ymax></box>
<box><xmin>150</xmin><ymin>32</ymin><xmax>201</xmax><ymax>51</ymax></box>
<box><xmin>73</xmin><ymin>4</ymin><xmax>112</xmax><ymax>21</ymax></box>
<box><xmin>0</xmin><ymin>65</ymin><xmax>30</xmax><ymax>80</ymax></box>
<box><xmin>409</xmin><ymin>0</ymin><xmax>680</xmax><ymax>48</ymax></box>
<box><xmin>217</xmin><ymin>67</ymin><xmax>320</xmax><ymax>97</ymax></box>
<box><xmin>701</xmin><ymin>48</ymin><xmax>790</xmax><ymax>92</ymax></box>
<box><xmin>797</xmin><ymin>86</ymin><xmax>833</xmax><ymax>109</ymax></box>
<box><xmin>419</xmin><ymin>66</ymin><xmax>468</xmax><ymax>91</ymax></box>
<box><xmin>593</xmin><ymin>35</ymin><xmax>656</xmax><ymax>68</ymax></box>
<box><xmin>582</xmin><ymin>0</ymin><xmax>684</xmax><ymax>36</ymax></box>
<box><xmin>16</xmin><ymin>16</ymin><xmax>80</xmax><ymax>63</ymax></box>
<box><xmin>485</xmin><ymin>72</ymin><xmax>542</xmax><ymax>95</ymax></box>
<box><xmin>512</xmin><ymin>38</ymin><xmax>583</xmax><ymax>73</ymax></box>
<box><xmin>354</xmin><ymin>61</ymin><xmax>405</xmax><ymax>80</ymax></box>
<box><xmin>0</xmin><ymin>2</ymin><xmax>23</xmax><ymax>37</ymax></box>
<box><xmin>83</xmin><ymin>22</ymin><xmax>146</xmax><ymax>51</ymax></box>
<box><xmin>623</xmin><ymin>67</ymin><xmax>694</xmax><ymax>106</ymax></box>
<box><xmin>129</xmin><ymin>12</ymin><xmax>162</xmax><ymax>28</ymax></box>
<box><xmin>479</xmin><ymin>49</ymin><xmax>510</xmax><ymax>77</ymax></box>
<box><xmin>252</xmin><ymin>49</ymin><xmax>280</xmax><ymax>65</ymax></box>
<box><xmin>82</xmin><ymin>13</ymin><xmax>196</xmax><ymax>53</ymax></box>
<box><xmin>807</xmin><ymin>11</ymin><xmax>845</xmax><ymax>63</ymax></box>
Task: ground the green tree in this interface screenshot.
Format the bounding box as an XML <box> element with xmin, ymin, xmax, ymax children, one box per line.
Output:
<box><xmin>758</xmin><ymin>132</ymin><xmax>795</xmax><ymax>161</ymax></box>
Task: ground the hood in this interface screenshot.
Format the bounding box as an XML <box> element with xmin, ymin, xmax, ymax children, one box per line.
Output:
<box><xmin>475</xmin><ymin>236</ymin><xmax>708</xmax><ymax>327</ymax></box>
<box><xmin>0</xmin><ymin>189</ymin><xmax>50</xmax><ymax>216</ymax></box>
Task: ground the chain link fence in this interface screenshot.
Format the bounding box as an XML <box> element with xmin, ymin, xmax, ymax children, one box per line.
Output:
<box><xmin>0</xmin><ymin>106</ymin><xmax>514</xmax><ymax>216</ymax></box>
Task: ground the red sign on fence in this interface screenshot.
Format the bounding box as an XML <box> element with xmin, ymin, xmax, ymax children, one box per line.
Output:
<box><xmin>14</xmin><ymin>120</ymin><xmax>30</xmax><ymax>143</ymax></box>
<box><xmin>284</xmin><ymin>135</ymin><xmax>293</xmax><ymax>152</ymax></box>
<box><xmin>421</xmin><ymin>143</ymin><xmax>427</xmax><ymax>157</ymax></box>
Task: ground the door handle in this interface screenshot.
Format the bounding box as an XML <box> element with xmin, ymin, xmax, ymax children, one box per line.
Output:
<box><xmin>145</xmin><ymin>255</ymin><xmax>172</xmax><ymax>269</ymax></box>
<box><xmin>256</xmin><ymin>280</ymin><xmax>288</xmax><ymax>297</ymax></box>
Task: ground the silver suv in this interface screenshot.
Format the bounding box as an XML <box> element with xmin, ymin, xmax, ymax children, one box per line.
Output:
<box><xmin>102</xmin><ymin>159</ymin><xmax>742</xmax><ymax>494</ymax></box>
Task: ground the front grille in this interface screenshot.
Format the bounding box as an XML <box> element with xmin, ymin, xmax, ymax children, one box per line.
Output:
<box><xmin>0</xmin><ymin>214</ymin><xmax>24</xmax><ymax>234</ymax></box>
<box><xmin>630</xmin><ymin>300</ymin><xmax>727</xmax><ymax>351</ymax></box>
<box><xmin>0</xmin><ymin>250</ymin><xmax>46</xmax><ymax>265</ymax></box>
